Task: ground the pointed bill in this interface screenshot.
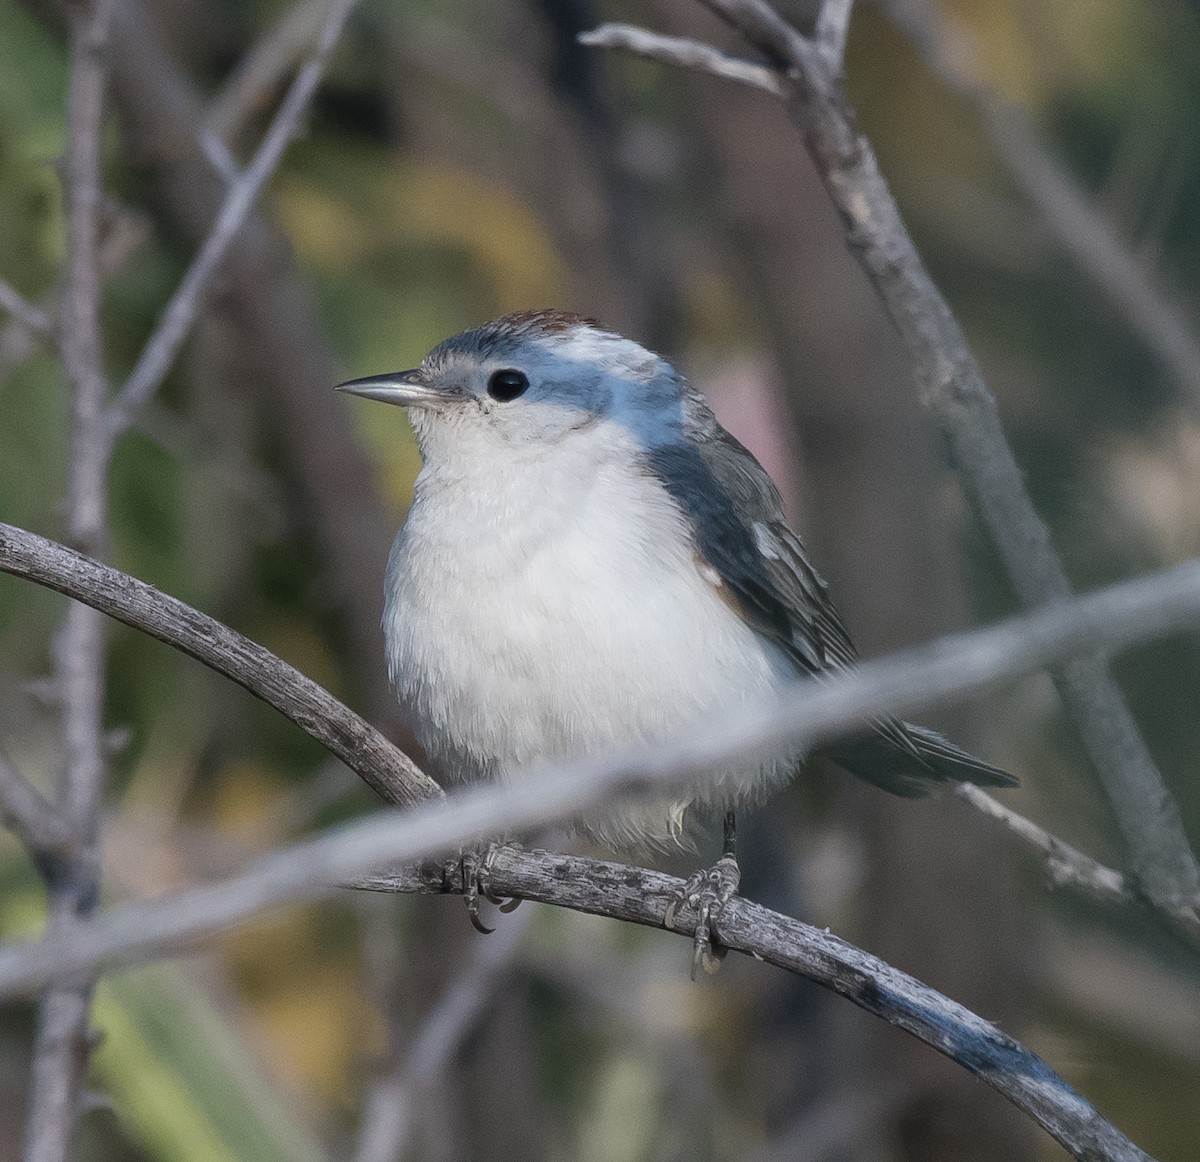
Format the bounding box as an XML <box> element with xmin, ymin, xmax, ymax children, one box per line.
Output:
<box><xmin>335</xmin><ymin>370</ymin><xmax>455</xmax><ymax>408</ymax></box>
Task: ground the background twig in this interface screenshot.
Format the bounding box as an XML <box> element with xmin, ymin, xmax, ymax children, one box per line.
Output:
<box><xmin>105</xmin><ymin>0</ymin><xmax>358</xmax><ymax>437</ymax></box>
<box><xmin>24</xmin><ymin>3</ymin><xmax>116</xmax><ymax>1158</ymax></box>
<box><xmin>884</xmin><ymin>0</ymin><xmax>1200</xmax><ymax>409</ymax></box>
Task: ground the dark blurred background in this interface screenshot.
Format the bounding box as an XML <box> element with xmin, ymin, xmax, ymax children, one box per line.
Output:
<box><xmin>1</xmin><ymin>0</ymin><xmax>1199</xmax><ymax>1158</ymax></box>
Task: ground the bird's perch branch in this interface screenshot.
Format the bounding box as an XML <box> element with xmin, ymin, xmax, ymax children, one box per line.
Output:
<box><xmin>6</xmin><ymin>523</ymin><xmax>1197</xmax><ymax>1157</ymax></box>
<box><xmin>4</xmin><ymin>519</ymin><xmax>1200</xmax><ymax>943</ymax></box>
<box><xmin>583</xmin><ymin>0</ymin><xmax>1200</xmax><ymax>925</ymax></box>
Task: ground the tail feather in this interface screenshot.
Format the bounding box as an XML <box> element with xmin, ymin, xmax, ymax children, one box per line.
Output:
<box><xmin>828</xmin><ymin>722</ymin><xmax>1017</xmax><ymax>798</ymax></box>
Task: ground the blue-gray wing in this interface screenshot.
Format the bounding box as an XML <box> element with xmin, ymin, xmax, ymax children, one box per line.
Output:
<box><xmin>644</xmin><ymin>385</ymin><xmax>1015</xmax><ymax>795</ymax></box>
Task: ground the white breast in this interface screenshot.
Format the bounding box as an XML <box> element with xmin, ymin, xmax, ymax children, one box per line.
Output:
<box><xmin>383</xmin><ymin>429</ymin><xmax>797</xmax><ymax>850</ymax></box>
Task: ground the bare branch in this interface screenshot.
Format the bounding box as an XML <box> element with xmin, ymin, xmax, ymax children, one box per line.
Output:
<box><xmin>884</xmin><ymin>0</ymin><xmax>1200</xmax><ymax>408</ymax></box>
<box><xmin>27</xmin><ymin>2</ymin><xmax>116</xmax><ymax>1157</ymax></box>
<box><xmin>815</xmin><ymin>0</ymin><xmax>855</xmax><ymax>71</ymax></box>
<box><xmin>579</xmin><ymin>24</ymin><xmax>781</xmax><ymax>95</ymax></box>
<box><xmin>6</xmin><ymin>523</ymin><xmax>1199</xmax><ymax>1158</ymax></box>
<box><xmin>354</xmin><ymin>909</ymin><xmax>531</xmax><ymax>1162</ymax></box>
<box><xmin>0</xmin><ymin>278</ymin><xmax>53</xmax><ymax>338</ymax></box>
<box><xmin>205</xmin><ymin>0</ymin><xmax>332</xmax><ymax>143</ymax></box>
<box><xmin>0</xmin><ymin>752</ymin><xmax>75</xmax><ymax>862</ymax></box>
<box><xmin>0</xmin><ymin>524</ymin><xmax>441</xmax><ymax>810</ymax></box>
<box><xmin>955</xmin><ymin>785</ymin><xmax>1136</xmax><ymax>905</ymax></box>
<box><xmin>6</xmin><ymin>519</ymin><xmax>1200</xmax><ymax>937</ymax></box>
<box><xmin>105</xmin><ymin>0</ymin><xmax>359</xmax><ymax>438</ymax></box>
<box><xmin>586</xmin><ymin>0</ymin><xmax>1200</xmax><ymax>918</ymax></box>
<box><xmin>955</xmin><ymin>784</ymin><xmax>1200</xmax><ymax>950</ymax></box>
<box><xmin>0</xmin><ymin>837</ymin><xmax>1152</xmax><ymax>1161</ymax></box>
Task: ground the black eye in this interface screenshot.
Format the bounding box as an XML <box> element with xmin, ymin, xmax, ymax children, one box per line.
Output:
<box><xmin>487</xmin><ymin>369</ymin><xmax>529</xmax><ymax>402</ymax></box>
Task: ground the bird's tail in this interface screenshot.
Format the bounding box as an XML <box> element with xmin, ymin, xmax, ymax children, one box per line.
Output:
<box><xmin>827</xmin><ymin>723</ymin><xmax>1017</xmax><ymax>798</ymax></box>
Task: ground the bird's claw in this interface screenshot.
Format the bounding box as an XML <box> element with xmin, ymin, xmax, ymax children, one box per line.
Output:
<box><xmin>461</xmin><ymin>843</ymin><xmax>522</xmax><ymax>933</ymax></box>
<box><xmin>664</xmin><ymin>854</ymin><xmax>740</xmax><ymax>980</ymax></box>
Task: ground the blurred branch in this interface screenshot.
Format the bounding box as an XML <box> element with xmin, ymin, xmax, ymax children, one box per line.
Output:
<box><xmin>353</xmin><ymin>909</ymin><xmax>532</xmax><ymax>1162</ymax></box>
<box><xmin>26</xmin><ymin>1</ymin><xmax>116</xmax><ymax>1158</ymax></box>
<box><xmin>205</xmin><ymin>0</ymin><xmax>331</xmax><ymax>143</ymax></box>
<box><xmin>0</xmin><ymin>752</ymin><xmax>75</xmax><ymax>862</ymax></box>
<box><xmin>955</xmin><ymin>785</ymin><xmax>1135</xmax><ymax>904</ymax></box>
<box><xmin>105</xmin><ymin>0</ymin><xmax>358</xmax><ymax>438</ymax></box>
<box><xmin>584</xmin><ymin>0</ymin><xmax>1200</xmax><ymax>924</ymax></box>
<box><xmin>0</xmin><ymin>278</ymin><xmax>53</xmax><ymax>338</ymax></box>
<box><xmin>954</xmin><ymin>785</ymin><xmax>1200</xmax><ymax>948</ymax></box>
<box><xmin>578</xmin><ymin>24</ymin><xmax>781</xmax><ymax>96</ymax></box>
<box><xmin>0</xmin><ymin>838</ymin><xmax>1152</xmax><ymax>1160</ymax></box>
<box><xmin>815</xmin><ymin>0</ymin><xmax>855</xmax><ymax>70</ymax></box>
<box><xmin>0</xmin><ymin>524</ymin><xmax>440</xmax><ymax>810</ymax></box>
<box><xmin>884</xmin><ymin>0</ymin><xmax>1200</xmax><ymax>408</ymax></box>
<box><xmin>6</xmin><ymin>518</ymin><xmax>1200</xmax><ymax>940</ymax></box>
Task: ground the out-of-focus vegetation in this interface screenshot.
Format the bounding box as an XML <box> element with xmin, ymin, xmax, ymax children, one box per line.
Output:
<box><xmin>1</xmin><ymin>1</ymin><xmax>1199</xmax><ymax>1159</ymax></box>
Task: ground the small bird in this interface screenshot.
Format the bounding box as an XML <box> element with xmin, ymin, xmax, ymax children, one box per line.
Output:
<box><xmin>338</xmin><ymin>309</ymin><xmax>1015</xmax><ymax>971</ymax></box>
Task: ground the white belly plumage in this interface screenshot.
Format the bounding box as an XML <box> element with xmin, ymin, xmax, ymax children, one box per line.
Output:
<box><xmin>383</xmin><ymin>450</ymin><xmax>799</xmax><ymax>851</ymax></box>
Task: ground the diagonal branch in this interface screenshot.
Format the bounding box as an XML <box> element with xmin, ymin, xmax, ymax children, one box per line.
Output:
<box><xmin>578</xmin><ymin>25</ymin><xmax>781</xmax><ymax>95</ymax></box>
<box><xmin>7</xmin><ymin>523</ymin><xmax>1200</xmax><ymax>1157</ymax></box>
<box><xmin>0</xmin><ymin>752</ymin><xmax>76</xmax><ymax>863</ymax></box>
<box><xmin>0</xmin><ymin>840</ymin><xmax>1153</xmax><ymax>1161</ymax></box>
<box><xmin>0</xmin><ymin>278</ymin><xmax>53</xmax><ymax>338</ymax></box>
<box><xmin>884</xmin><ymin>0</ymin><xmax>1200</xmax><ymax>409</ymax></box>
<box><xmin>105</xmin><ymin>0</ymin><xmax>359</xmax><ymax>438</ymax></box>
<box><xmin>583</xmin><ymin>0</ymin><xmax>1200</xmax><ymax>923</ymax></box>
<box><xmin>353</xmin><ymin>907</ymin><xmax>532</xmax><ymax>1162</ymax></box>
<box><xmin>815</xmin><ymin>0</ymin><xmax>855</xmax><ymax>71</ymax></box>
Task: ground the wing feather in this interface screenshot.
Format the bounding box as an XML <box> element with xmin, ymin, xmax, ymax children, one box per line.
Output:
<box><xmin>640</xmin><ymin>381</ymin><xmax>1013</xmax><ymax>793</ymax></box>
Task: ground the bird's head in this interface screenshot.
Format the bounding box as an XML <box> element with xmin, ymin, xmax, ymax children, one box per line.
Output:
<box><xmin>336</xmin><ymin>310</ymin><xmax>685</xmax><ymax>463</ymax></box>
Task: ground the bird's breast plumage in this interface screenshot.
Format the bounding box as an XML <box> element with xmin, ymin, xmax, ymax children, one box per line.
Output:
<box><xmin>382</xmin><ymin>431</ymin><xmax>797</xmax><ymax>849</ymax></box>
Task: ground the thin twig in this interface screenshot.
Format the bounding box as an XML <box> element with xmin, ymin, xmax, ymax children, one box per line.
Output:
<box><xmin>26</xmin><ymin>2</ymin><xmax>116</xmax><ymax>1158</ymax></box>
<box><xmin>815</xmin><ymin>0</ymin><xmax>855</xmax><ymax>71</ymax></box>
<box><xmin>586</xmin><ymin>0</ymin><xmax>1200</xmax><ymax>920</ymax></box>
<box><xmin>105</xmin><ymin>0</ymin><xmax>359</xmax><ymax>437</ymax></box>
<box><xmin>354</xmin><ymin>909</ymin><xmax>532</xmax><ymax>1162</ymax></box>
<box><xmin>884</xmin><ymin>0</ymin><xmax>1200</xmax><ymax>408</ymax></box>
<box><xmin>6</xmin><ymin>531</ymin><xmax>1198</xmax><ymax>1161</ymax></box>
<box><xmin>0</xmin><ymin>752</ymin><xmax>75</xmax><ymax>862</ymax></box>
<box><xmin>955</xmin><ymin>785</ymin><xmax>1135</xmax><ymax>904</ymax></box>
<box><xmin>960</xmin><ymin>781</ymin><xmax>1200</xmax><ymax>944</ymax></box>
<box><xmin>0</xmin><ymin>278</ymin><xmax>53</xmax><ymax>337</ymax></box>
<box><xmin>578</xmin><ymin>25</ymin><xmax>781</xmax><ymax>95</ymax></box>
<box><xmin>205</xmin><ymin>0</ymin><xmax>332</xmax><ymax>143</ymax></box>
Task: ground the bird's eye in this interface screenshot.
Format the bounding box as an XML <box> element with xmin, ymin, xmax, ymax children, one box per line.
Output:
<box><xmin>487</xmin><ymin>369</ymin><xmax>529</xmax><ymax>402</ymax></box>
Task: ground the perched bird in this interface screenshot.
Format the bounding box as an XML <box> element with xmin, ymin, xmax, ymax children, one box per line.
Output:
<box><xmin>337</xmin><ymin>309</ymin><xmax>1014</xmax><ymax>970</ymax></box>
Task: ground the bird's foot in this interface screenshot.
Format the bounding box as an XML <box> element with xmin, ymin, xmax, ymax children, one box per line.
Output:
<box><xmin>664</xmin><ymin>854</ymin><xmax>741</xmax><ymax>979</ymax></box>
<box><xmin>461</xmin><ymin>843</ymin><xmax>522</xmax><ymax>934</ymax></box>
